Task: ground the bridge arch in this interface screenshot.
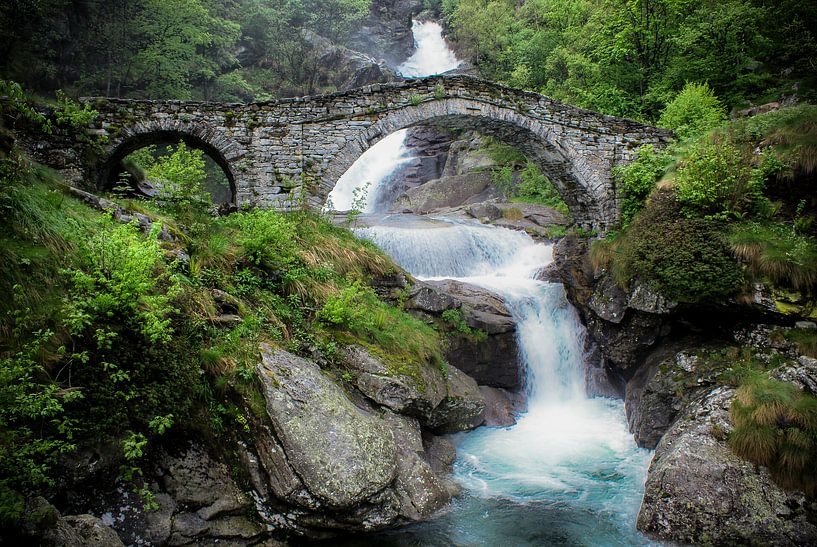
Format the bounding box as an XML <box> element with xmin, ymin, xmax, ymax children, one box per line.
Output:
<box><xmin>97</xmin><ymin>119</ymin><xmax>242</xmax><ymax>203</ymax></box>
<box><xmin>317</xmin><ymin>97</ymin><xmax>610</xmax><ymax>227</ymax></box>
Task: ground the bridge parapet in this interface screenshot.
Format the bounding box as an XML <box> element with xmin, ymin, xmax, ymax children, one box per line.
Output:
<box><xmin>25</xmin><ymin>75</ymin><xmax>673</xmax><ymax>230</ymax></box>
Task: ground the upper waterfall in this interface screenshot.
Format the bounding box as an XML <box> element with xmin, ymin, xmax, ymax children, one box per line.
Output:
<box><xmin>397</xmin><ymin>20</ymin><xmax>461</xmax><ymax>77</ymax></box>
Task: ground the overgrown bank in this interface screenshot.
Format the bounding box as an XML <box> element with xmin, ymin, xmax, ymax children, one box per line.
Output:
<box><xmin>0</xmin><ymin>101</ymin><xmax>498</xmax><ymax>541</ymax></box>
<box><xmin>547</xmin><ymin>89</ymin><xmax>817</xmax><ymax>543</ymax></box>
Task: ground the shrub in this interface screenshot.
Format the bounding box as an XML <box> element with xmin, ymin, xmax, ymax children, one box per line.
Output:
<box><xmin>614</xmin><ymin>144</ymin><xmax>670</xmax><ymax>226</ymax></box>
<box><xmin>62</xmin><ymin>220</ymin><xmax>181</xmax><ymax>344</ymax></box>
<box><xmin>54</xmin><ymin>90</ymin><xmax>98</xmax><ymax>132</ymax></box>
<box><xmin>730</xmin><ymin>370</ymin><xmax>817</xmax><ymax>495</ymax></box>
<box><xmin>615</xmin><ymin>189</ymin><xmax>744</xmax><ymax>302</ymax></box>
<box><xmin>674</xmin><ymin>134</ymin><xmax>759</xmax><ymax>220</ymax></box>
<box><xmin>658</xmin><ymin>82</ymin><xmax>726</xmax><ymax>140</ymax></box>
<box><xmin>150</xmin><ymin>142</ymin><xmax>211</xmax><ymax>219</ymax></box>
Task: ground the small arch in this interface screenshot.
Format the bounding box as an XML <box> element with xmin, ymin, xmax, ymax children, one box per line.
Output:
<box><xmin>317</xmin><ymin>98</ymin><xmax>603</xmax><ymax>227</ymax></box>
<box><xmin>98</xmin><ymin>129</ymin><xmax>238</xmax><ymax>204</ymax></box>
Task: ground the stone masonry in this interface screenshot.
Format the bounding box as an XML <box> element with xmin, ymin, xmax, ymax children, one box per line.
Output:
<box><xmin>26</xmin><ymin>75</ymin><xmax>672</xmax><ymax>229</ymax></box>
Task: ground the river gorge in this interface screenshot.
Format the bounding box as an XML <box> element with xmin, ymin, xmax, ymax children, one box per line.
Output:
<box><xmin>324</xmin><ymin>20</ymin><xmax>654</xmax><ymax>545</ymax></box>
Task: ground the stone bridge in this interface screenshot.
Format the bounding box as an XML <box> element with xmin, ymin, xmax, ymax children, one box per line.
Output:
<box><xmin>33</xmin><ymin>75</ymin><xmax>672</xmax><ymax>229</ymax></box>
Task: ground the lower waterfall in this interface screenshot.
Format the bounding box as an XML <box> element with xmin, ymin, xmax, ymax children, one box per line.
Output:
<box><xmin>347</xmin><ymin>216</ymin><xmax>654</xmax><ymax>545</ymax></box>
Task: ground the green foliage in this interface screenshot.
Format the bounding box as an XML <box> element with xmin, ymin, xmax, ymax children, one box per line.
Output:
<box><xmin>441</xmin><ymin>309</ymin><xmax>487</xmax><ymax>341</ymax></box>
<box><xmin>658</xmin><ymin>82</ymin><xmax>725</xmax><ymax>140</ymax></box>
<box><xmin>409</xmin><ymin>94</ymin><xmax>422</xmax><ymax>106</ymax></box>
<box><xmin>614</xmin><ymin>145</ymin><xmax>669</xmax><ymax>226</ymax></box>
<box><xmin>674</xmin><ymin>134</ymin><xmax>759</xmax><ymax>220</ymax></box>
<box><xmin>149</xmin><ymin>142</ymin><xmax>212</xmax><ymax>219</ymax></box>
<box><xmin>730</xmin><ymin>370</ymin><xmax>817</xmax><ymax>495</ymax></box>
<box><xmin>484</xmin><ymin>137</ymin><xmax>569</xmax><ymax>214</ymax></box>
<box><xmin>512</xmin><ymin>162</ymin><xmax>569</xmax><ymax>215</ymax></box>
<box><xmin>319</xmin><ymin>282</ymin><xmax>445</xmax><ymax>367</ymax></box>
<box><xmin>444</xmin><ymin>0</ymin><xmax>816</xmax><ymax>120</ymax></box>
<box><xmin>220</xmin><ymin>209</ymin><xmax>301</xmax><ymax>278</ymax></box>
<box><xmin>728</xmin><ymin>222</ymin><xmax>817</xmax><ymax>290</ymax></box>
<box><xmin>62</xmin><ymin>221</ymin><xmax>181</xmax><ymax>345</ymax></box>
<box><xmin>54</xmin><ymin>91</ymin><xmax>98</xmax><ymax>132</ymax></box>
<box><xmin>0</xmin><ymin>80</ymin><xmax>51</xmax><ymax>132</ymax></box>
<box><xmin>0</xmin><ymin>327</ymin><xmax>74</xmax><ymax>495</ymax></box>
<box><xmin>613</xmin><ymin>190</ymin><xmax>744</xmax><ymax>303</ymax></box>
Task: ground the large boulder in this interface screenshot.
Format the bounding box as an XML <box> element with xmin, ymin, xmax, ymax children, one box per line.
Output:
<box><xmin>406</xmin><ymin>279</ymin><xmax>521</xmax><ymax>390</ymax></box>
<box><xmin>391</xmin><ymin>172</ymin><xmax>496</xmax><ymax>213</ymax></box>
<box><xmin>638</xmin><ymin>387</ymin><xmax>817</xmax><ymax>545</ymax></box>
<box><xmin>383</xmin><ymin>412</ymin><xmax>450</xmax><ymax>521</ymax></box>
<box><xmin>256</xmin><ymin>344</ymin><xmax>398</xmax><ymax>509</ymax></box>
<box><xmin>426</xmin><ymin>365</ymin><xmax>486</xmax><ymax>433</ymax></box>
<box><xmin>339</xmin><ymin>344</ymin><xmax>447</xmax><ymax>419</ymax></box>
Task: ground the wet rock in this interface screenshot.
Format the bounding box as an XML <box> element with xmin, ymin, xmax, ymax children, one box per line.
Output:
<box><xmin>426</xmin><ymin>365</ymin><xmax>486</xmax><ymax>432</ymax></box>
<box><xmin>391</xmin><ymin>172</ymin><xmax>494</xmax><ymax>213</ymax></box>
<box><xmin>625</xmin><ymin>348</ymin><xmax>722</xmax><ymax>449</ymax></box>
<box><xmin>144</xmin><ymin>493</ymin><xmax>176</xmax><ymax>545</ymax></box>
<box><xmin>26</xmin><ymin>498</ymin><xmax>124</xmax><ymax>547</ymax></box>
<box><xmin>340</xmin><ymin>345</ymin><xmax>447</xmax><ymax>418</ymax></box>
<box><xmin>552</xmin><ymin>235</ymin><xmax>673</xmax><ymax>377</ymax></box>
<box><xmin>58</xmin><ymin>515</ymin><xmax>124</xmax><ymax>546</ymax></box>
<box><xmin>256</xmin><ymin>344</ymin><xmax>398</xmax><ymax>509</ymax></box>
<box><xmin>406</xmin><ymin>279</ymin><xmax>521</xmax><ymax>389</ymax></box>
<box><xmin>467</xmin><ymin>201</ymin><xmax>502</xmax><ymax>221</ymax></box>
<box><xmin>384</xmin><ymin>413</ymin><xmax>449</xmax><ymax>521</ymax></box>
<box><xmin>160</xmin><ymin>443</ymin><xmax>247</xmax><ymax>509</ymax></box>
<box><xmin>479</xmin><ymin>386</ymin><xmax>525</xmax><ymax>427</ymax></box>
<box><xmin>638</xmin><ymin>387</ymin><xmax>817</xmax><ymax>545</ymax></box>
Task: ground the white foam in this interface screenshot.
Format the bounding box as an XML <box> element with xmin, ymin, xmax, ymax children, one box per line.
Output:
<box><xmin>398</xmin><ymin>20</ymin><xmax>461</xmax><ymax>77</ymax></box>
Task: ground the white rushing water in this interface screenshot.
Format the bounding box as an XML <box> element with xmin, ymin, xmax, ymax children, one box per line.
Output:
<box><xmin>397</xmin><ymin>20</ymin><xmax>461</xmax><ymax>77</ymax></box>
<box><xmin>355</xmin><ymin>218</ymin><xmax>653</xmax><ymax>544</ymax></box>
<box><xmin>325</xmin><ymin>130</ymin><xmax>411</xmax><ymax>212</ymax></box>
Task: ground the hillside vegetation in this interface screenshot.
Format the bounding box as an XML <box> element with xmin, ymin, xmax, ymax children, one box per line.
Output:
<box><xmin>0</xmin><ymin>101</ymin><xmax>448</xmax><ymax>524</ymax></box>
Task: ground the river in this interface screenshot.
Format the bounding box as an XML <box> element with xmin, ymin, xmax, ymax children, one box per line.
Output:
<box><xmin>325</xmin><ymin>19</ymin><xmax>655</xmax><ymax>546</ymax></box>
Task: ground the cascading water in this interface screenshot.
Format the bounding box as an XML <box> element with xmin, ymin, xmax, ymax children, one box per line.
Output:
<box><xmin>397</xmin><ymin>20</ymin><xmax>461</xmax><ymax>77</ymax></box>
<box><xmin>327</xmin><ymin>18</ymin><xmax>655</xmax><ymax>545</ymax></box>
<box><xmin>325</xmin><ymin>130</ymin><xmax>412</xmax><ymax>213</ymax></box>
<box><xmin>352</xmin><ymin>217</ymin><xmax>654</xmax><ymax>545</ymax></box>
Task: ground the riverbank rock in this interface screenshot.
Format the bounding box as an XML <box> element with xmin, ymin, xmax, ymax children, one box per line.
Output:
<box><xmin>391</xmin><ymin>172</ymin><xmax>496</xmax><ymax>213</ymax></box>
<box><xmin>479</xmin><ymin>386</ymin><xmax>525</xmax><ymax>427</ymax></box>
<box><xmin>257</xmin><ymin>344</ymin><xmax>398</xmax><ymax>509</ymax></box>
<box><xmin>551</xmin><ymin>235</ymin><xmax>675</xmax><ymax>387</ymax></box>
<box><xmin>625</xmin><ymin>347</ymin><xmax>724</xmax><ymax>449</ymax></box>
<box><xmin>340</xmin><ymin>344</ymin><xmax>447</xmax><ymax>418</ymax></box>
<box><xmin>638</xmin><ymin>386</ymin><xmax>817</xmax><ymax>545</ymax></box>
<box><xmin>426</xmin><ymin>364</ymin><xmax>486</xmax><ymax>433</ymax></box>
<box><xmin>405</xmin><ymin>279</ymin><xmax>521</xmax><ymax>390</ymax></box>
<box><xmin>249</xmin><ymin>345</ymin><xmax>459</xmax><ymax>534</ymax></box>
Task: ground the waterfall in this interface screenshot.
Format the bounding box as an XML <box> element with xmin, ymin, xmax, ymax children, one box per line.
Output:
<box><xmin>325</xmin><ymin>130</ymin><xmax>411</xmax><ymax>213</ymax></box>
<box><xmin>326</xmin><ymin>18</ymin><xmax>654</xmax><ymax>545</ymax></box>
<box><xmin>357</xmin><ymin>217</ymin><xmax>654</xmax><ymax>545</ymax></box>
<box><xmin>397</xmin><ymin>20</ymin><xmax>461</xmax><ymax>77</ymax></box>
